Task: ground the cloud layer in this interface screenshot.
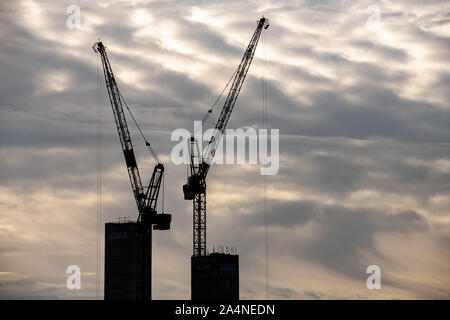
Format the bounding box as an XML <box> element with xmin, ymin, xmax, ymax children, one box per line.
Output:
<box><xmin>0</xmin><ymin>0</ymin><xmax>449</xmax><ymax>299</ymax></box>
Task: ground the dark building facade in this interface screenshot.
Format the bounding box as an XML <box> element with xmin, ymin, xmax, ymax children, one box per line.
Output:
<box><xmin>191</xmin><ymin>253</ymin><xmax>239</xmax><ymax>300</ymax></box>
<box><xmin>104</xmin><ymin>221</ymin><xmax>151</xmax><ymax>300</ymax></box>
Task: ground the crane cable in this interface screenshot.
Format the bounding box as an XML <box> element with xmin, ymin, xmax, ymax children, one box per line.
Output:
<box><xmin>118</xmin><ymin>87</ymin><xmax>167</xmax><ymax>217</ymax></box>
<box><xmin>96</xmin><ymin>52</ymin><xmax>102</xmax><ymax>300</ymax></box>
<box><xmin>201</xmin><ymin>66</ymin><xmax>239</xmax><ymax>126</ymax></box>
<box><xmin>118</xmin><ymin>88</ymin><xmax>168</xmax><ymax>220</ymax></box>
<box><xmin>118</xmin><ymin>91</ymin><xmax>161</xmax><ymax>164</ymax></box>
<box><xmin>262</xmin><ymin>27</ymin><xmax>270</xmax><ymax>300</ymax></box>
<box><xmin>196</xmin><ymin>62</ymin><xmax>240</xmax><ymax>165</ymax></box>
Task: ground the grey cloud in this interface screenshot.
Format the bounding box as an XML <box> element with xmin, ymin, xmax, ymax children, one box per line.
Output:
<box><xmin>241</xmin><ymin>199</ymin><xmax>428</xmax><ymax>284</ymax></box>
<box><xmin>0</xmin><ymin>0</ymin><xmax>449</xmax><ymax>299</ymax></box>
<box><xmin>351</xmin><ymin>40</ymin><xmax>409</xmax><ymax>62</ymax></box>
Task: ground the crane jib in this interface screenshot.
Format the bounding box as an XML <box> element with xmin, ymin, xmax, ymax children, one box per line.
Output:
<box><xmin>95</xmin><ymin>40</ymin><xmax>172</xmax><ymax>301</ymax></box>
<box><xmin>94</xmin><ymin>40</ymin><xmax>170</xmax><ymax>225</ymax></box>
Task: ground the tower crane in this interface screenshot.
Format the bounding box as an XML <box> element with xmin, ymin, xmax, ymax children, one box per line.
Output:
<box><xmin>183</xmin><ymin>17</ymin><xmax>269</xmax><ymax>257</ymax></box>
<box><xmin>93</xmin><ymin>41</ymin><xmax>171</xmax><ymax>300</ymax></box>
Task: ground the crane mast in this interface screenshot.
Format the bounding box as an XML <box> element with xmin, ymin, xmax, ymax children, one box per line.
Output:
<box><xmin>184</xmin><ymin>17</ymin><xmax>269</xmax><ymax>257</ymax></box>
<box><xmin>93</xmin><ymin>41</ymin><xmax>170</xmax><ymax>300</ymax></box>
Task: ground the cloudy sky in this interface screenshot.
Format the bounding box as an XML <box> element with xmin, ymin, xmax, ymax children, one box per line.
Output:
<box><xmin>0</xmin><ymin>0</ymin><xmax>449</xmax><ymax>299</ymax></box>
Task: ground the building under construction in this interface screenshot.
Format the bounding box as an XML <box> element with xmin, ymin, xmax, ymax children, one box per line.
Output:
<box><xmin>97</xmin><ymin>16</ymin><xmax>268</xmax><ymax>301</ymax></box>
<box><xmin>104</xmin><ymin>220</ymin><xmax>141</xmax><ymax>300</ymax></box>
<box><xmin>184</xmin><ymin>17</ymin><xmax>269</xmax><ymax>300</ymax></box>
<box><xmin>94</xmin><ymin>41</ymin><xmax>171</xmax><ymax>300</ymax></box>
<box><xmin>192</xmin><ymin>252</ymin><xmax>239</xmax><ymax>300</ymax></box>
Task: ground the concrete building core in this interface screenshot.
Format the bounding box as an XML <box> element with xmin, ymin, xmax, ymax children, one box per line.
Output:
<box><xmin>191</xmin><ymin>253</ymin><xmax>239</xmax><ymax>300</ymax></box>
<box><xmin>104</xmin><ymin>221</ymin><xmax>149</xmax><ymax>300</ymax></box>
